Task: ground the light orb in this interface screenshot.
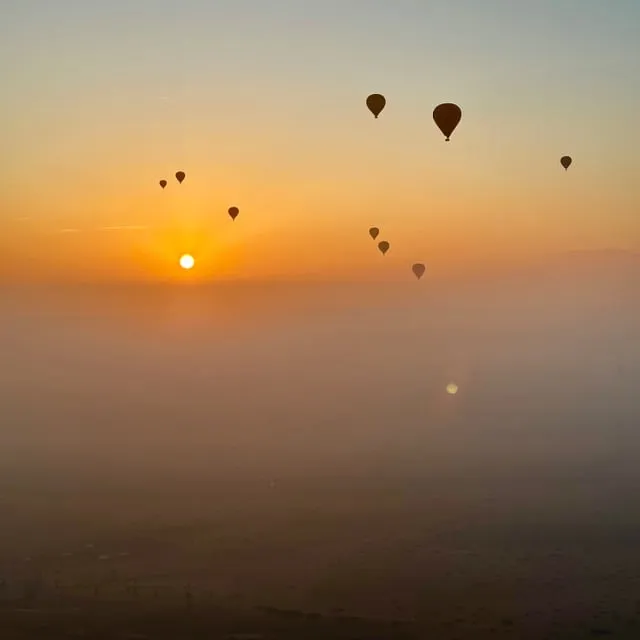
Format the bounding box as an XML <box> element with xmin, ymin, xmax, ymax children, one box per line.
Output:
<box><xmin>179</xmin><ymin>254</ymin><xmax>195</xmax><ymax>270</ymax></box>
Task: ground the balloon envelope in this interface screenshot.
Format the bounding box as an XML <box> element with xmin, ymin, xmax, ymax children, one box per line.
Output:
<box><xmin>433</xmin><ymin>103</ymin><xmax>462</xmax><ymax>141</ymax></box>
<box><xmin>378</xmin><ymin>240</ymin><xmax>389</xmax><ymax>255</ymax></box>
<box><xmin>369</xmin><ymin>227</ymin><xmax>379</xmax><ymax>240</ymax></box>
<box><xmin>560</xmin><ymin>155</ymin><xmax>572</xmax><ymax>169</ymax></box>
<box><xmin>412</xmin><ymin>263</ymin><xmax>425</xmax><ymax>279</ymax></box>
<box><xmin>175</xmin><ymin>171</ymin><xmax>186</xmax><ymax>183</ymax></box>
<box><xmin>159</xmin><ymin>180</ymin><xmax>167</xmax><ymax>189</ymax></box>
<box><xmin>228</xmin><ymin>206</ymin><xmax>239</xmax><ymax>220</ymax></box>
<box><xmin>366</xmin><ymin>94</ymin><xmax>386</xmax><ymax>118</ymax></box>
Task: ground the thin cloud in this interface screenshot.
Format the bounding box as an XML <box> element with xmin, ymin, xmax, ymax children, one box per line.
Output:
<box><xmin>57</xmin><ymin>228</ymin><xmax>81</xmax><ymax>233</ymax></box>
<box><xmin>98</xmin><ymin>225</ymin><xmax>148</xmax><ymax>231</ymax></box>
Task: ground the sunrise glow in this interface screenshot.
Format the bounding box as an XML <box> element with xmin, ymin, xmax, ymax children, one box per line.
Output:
<box><xmin>179</xmin><ymin>254</ymin><xmax>195</xmax><ymax>270</ymax></box>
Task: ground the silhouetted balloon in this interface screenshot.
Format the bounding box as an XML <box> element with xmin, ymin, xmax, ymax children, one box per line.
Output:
<box><xmin>378</xmin><ymin>240</ymin><xmax>389</xmax><ymax>255</ymax></box>
<box><xmin>412</xmin><ymin>263</ymin><xmax>425</xmax><ymax>279</ymax></box>
<box><xmin>366</xmin><ymin>94</ymin><xmax>386</xmax><ymax>119</ymax></box>
<box><xmin>175</xmin><ymin>171</ymin><xmax>185</xmax><ymax>184</ymax></box>
<box><xmin>369</xmin><ymin>227</ymin><xmax>379</xmax><ymax>240</ymax></box>
<box><xmin>433</xmin><ymin>103</ymin><xmax>462</xmax><ymax>141</ymax></box>
<box><xmin>560</xmin><ymin>156</ymin><xmax>572</xmax><ymax>170</ymax></box>
<box><xmin>159</xmin><ymin>180</ymin><xmax>167</xmax><ymax>189</ymax></box>
<box><xmin>228</xmin><ymin>206</ymin><xmax>239</xmax><ymax>221</ymax></box>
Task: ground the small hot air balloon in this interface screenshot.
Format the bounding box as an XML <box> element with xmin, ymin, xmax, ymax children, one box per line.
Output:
<box><xmin>159</xmin><ymin>179</ymin><xmax>167</xmax><ymax>189</ymax></box>
<box><xmin>433</xmin><ymin>103</ymin><xmax>462</xmax><ymax>141</ymax></box>
<box><xmin>366</xmin><ymin>94</ymin><xmax>386</xmax><ymax>119</ymax></box>
<box><xmin>175</xmin><ymin>171</ymin><xmax>185</xmax><ymax>184</ymax></box>
<box><xmin>412</xmin><ymin>263</ymin><xmax>425</xmax><ymax>279</ymax></box>
<box><xmin>228</xmin><ymin>206</ymin><xmax>239</xmax><ymax>221</ymax></box>
<box><xmin>560</xmin><ymin>156</ymin><xmax>572</xmax><ymax>170</ymax></box>
<box><xmin>369</xmin><ymin>227</ymin><xmax>379</xmax><ymax>240</ymax></box>
<box><xmin>378</xmin><ymin>240</ymin><xmax>389</xmax><ymax>255</ymax></box>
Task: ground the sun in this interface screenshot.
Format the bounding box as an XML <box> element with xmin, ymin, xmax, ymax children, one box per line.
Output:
<box><xmin>179</xmin><ymin>254</ymin><xmax>195</xmax><ymax>270</ymax></box>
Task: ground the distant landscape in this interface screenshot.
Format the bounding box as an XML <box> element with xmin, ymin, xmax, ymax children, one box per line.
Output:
<box><xmin>1</xmin><ymin>251</ymin><xmax>639</xmax><ymax>637</ymax></box>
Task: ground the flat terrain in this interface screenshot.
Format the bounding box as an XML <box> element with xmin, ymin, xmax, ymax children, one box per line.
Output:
<box><xmin>2</xmin><ymin>476</ymin><xmax>640</xmax><ymax>638</ymax></box>
<box><xmin>2</xmin><ymin>268</ymin><xmax>640</xmax><ymax>638</ymax></box>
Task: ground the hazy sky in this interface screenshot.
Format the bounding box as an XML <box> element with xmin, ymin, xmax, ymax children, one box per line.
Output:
<box><xmin>2</xmin><ymin>0</ymin><xmax>639</xmax><ymax>282</ymax></box>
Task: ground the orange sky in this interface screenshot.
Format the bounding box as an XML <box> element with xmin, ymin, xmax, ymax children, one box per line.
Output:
<box><xmin>1</xmin><ymin>1</ymin><xmax>639</xmax><ymax>283</ymax></box>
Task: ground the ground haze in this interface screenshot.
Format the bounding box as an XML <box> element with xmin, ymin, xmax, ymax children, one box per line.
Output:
<box><xmin>2</xmin><ymin>252</ymin><xmax>640</xmax><ymax>638</ymax></box>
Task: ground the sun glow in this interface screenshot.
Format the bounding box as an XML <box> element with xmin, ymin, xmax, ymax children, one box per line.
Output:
<box><xmin>179</xmin><ymin>254</ymin><xmax>195</xmax><ymax>270</ymax></box>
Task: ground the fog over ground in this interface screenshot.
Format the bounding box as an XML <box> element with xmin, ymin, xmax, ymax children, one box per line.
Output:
<box><xmin>1</xmin><ymin>251</ymin><xmax>639</xmax><ymax>631</ymax></box>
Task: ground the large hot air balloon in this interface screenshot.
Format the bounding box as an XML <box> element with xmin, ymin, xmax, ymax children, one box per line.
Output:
<box><xmin>369</xmin><ymin>227</ymin><xmax>379</xmax><ymax>240</ymax></box>
<box><xmin>366</xmin><ymin>94</ymin><xmax>386</xmax><ymax>119</ymax></box>
<box><xmin>433</xmin><ymin>103</ymin><xmax>462</xmax><ymax>141</ymax></box>
<box><xmin>175</xmin><ymin>171</ymin><xmax>186</xmax><ymax>184</ymax></box>
<box><xmin>378</xmin><ymin>240</ymin><xmax>389</xmax><ymax>255</ymax></box>
<box><xmin>159</xmin><ymin>180</ymin><xmax>167</xmax><ymax>189</ymax></box>
<box><xmin>560</xmin><ymin>156</ymin><xmax>572</xmax><ymax>170</ymax></box>
<box><xmin>228</xmin><ymin>206</ymin><xmax>239</xmax><ymax>221</ymax></box>
<box><xmin>412</xmin><ymin>263</ymin><xmax>425</xmax><ymax>279</ymax></box>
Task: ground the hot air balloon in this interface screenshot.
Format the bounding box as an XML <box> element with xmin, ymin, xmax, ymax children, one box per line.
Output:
<box><xmin>369</xmin><ymin>227</ymin><xmax>379</xmax><ymax>240</ymax></box>
<box><xmin>159</xmin><ymin>180</ymin><xmax>167</xmax><ymax>189</ymax></box>
<box><xmin>378</xmin><ymin>241</ymin><xmax>389</xmax><ymax>255</ymax></box>
<box><xmin>366</xmin><ymin>94</ymin><xmax>386</xmax><ymax>119</ymax></box>
<box><xmin>175</xmin><ymin>171</ymin><xmax>185</xmax><ymax>184</ymax></box>
<box><xmin>433</xmin><ymin>103</ymin><xmax>462</xmax><ymax>141</ymax></box>
<box><xmin>412</xmin><ymin>263</ymin><xmax>425</xmax><ymax>279</ymax></box>
<box><xmin>560</xmin><ymin>156</ymin><xmax>572</xmax><ymax>170</ymax></box>
<box><xmin>228</xmin><ymin>206</ymin><xmax>239</xmax><ymax>221</ymax></box>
